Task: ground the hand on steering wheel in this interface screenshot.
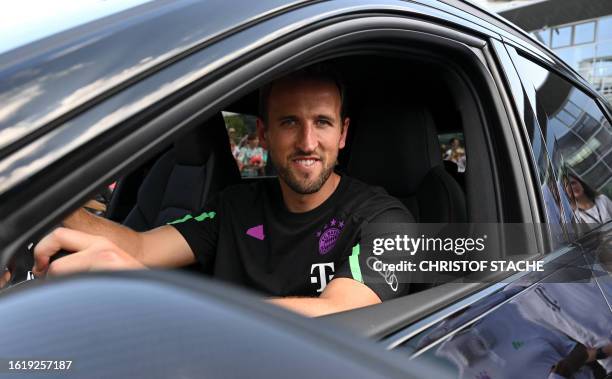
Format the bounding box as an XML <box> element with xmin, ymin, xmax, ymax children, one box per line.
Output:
<box><xmin>33</xmin><ymin>227</ymin><xmax>145</xmax><ymax>277</ymax></box>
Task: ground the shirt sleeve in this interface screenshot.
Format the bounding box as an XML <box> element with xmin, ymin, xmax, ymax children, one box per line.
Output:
<box><xmin>598</xmin><ymin>195</ymin><xmax>612</xmax><ymax>222</ymax></box>
<box><xmin>334</xmin><ymin>207</ymin><xmax>415</xmax><ymax>301</ymax></box>
<box><xmin>168</xmin><ymin>196</ymin><xmax>221</xmax><ymax>271</ymax></box>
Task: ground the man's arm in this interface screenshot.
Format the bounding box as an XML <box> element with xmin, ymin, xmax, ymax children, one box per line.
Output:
<box><xmin>33</xmin><ymin>221</ymin><xmax>376</xmax><ymax>316</ymax></box>
<box><xmin>551</xmin><ymin>343</ymin><xmax>596</xmax><ymax>378</ymax></box>
<box><xmin>62</xmin><ymin>208</ymin><xmax>143</xmax><ymax>258</ymax></box>
<box><xmin>33</xmin><ymin>209</ymin><xmax>196</xmax><ymax>276</ymax></box>
<box><xmin>64</xmin><ymin>209</ymin><xmax>195</xmax><ymax>268</ymax></box>
<box><xmin>268</xmin><ymin>278</ymin><xmax>381</xmax><ymax>317</ymax></box>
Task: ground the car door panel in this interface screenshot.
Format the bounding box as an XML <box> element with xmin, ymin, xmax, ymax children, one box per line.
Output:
<box><xmin>397</xmin><ymin>251</ymin><xmax>610</xmax><ymax>378</ymax></box>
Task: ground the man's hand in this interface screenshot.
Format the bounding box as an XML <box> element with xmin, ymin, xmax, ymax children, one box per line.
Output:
<box><xmin>33</xmin><ymin>227</ymin><xmax>146</xmax><ymax>277</ymax></box>
<box><xmin>0</xmin><ymin>269</ymin><xmax>10</xmax><ymax>288</ymax></box>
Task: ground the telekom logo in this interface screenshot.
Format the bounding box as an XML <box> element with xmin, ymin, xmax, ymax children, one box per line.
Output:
<box><xmin>310</xmin><ymin>262</ymin><xmax>335</xmax><ymax>292</ymax></box>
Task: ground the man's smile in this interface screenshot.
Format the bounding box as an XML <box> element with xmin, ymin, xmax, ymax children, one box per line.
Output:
<box><xmin>291</xmin><ymin>156</ymin><xmax>321</xmax><ymax>170</ymax></box>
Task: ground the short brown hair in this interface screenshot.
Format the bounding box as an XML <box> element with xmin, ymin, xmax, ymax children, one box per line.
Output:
<box><xmin>258</xmin><ymin>63</ymin><xmax>347</xmax><ymax>124</ymax></box>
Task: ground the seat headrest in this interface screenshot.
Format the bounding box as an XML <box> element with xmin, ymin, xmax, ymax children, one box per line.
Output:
<box><xmin>174</xmin><ymin>112</ymin><xmax>228</xmax><ymax>166</ymax></box>
<box><xmin>346</xmin><ymin>101</ymin><xmax>442</xmax><ymax>196</ymax></box>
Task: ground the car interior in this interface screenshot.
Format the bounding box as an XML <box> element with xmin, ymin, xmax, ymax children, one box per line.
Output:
<box><xmin>100</xmin><ymin>47</ymin><xmax>518</xmax><ymax>295</ymax></box>
<box><xmin>106</xmin><ymin>55</ymin><xmax>472</xmax><ymax>227</ymax></box>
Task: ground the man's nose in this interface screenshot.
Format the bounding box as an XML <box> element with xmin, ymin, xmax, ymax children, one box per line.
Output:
<box><xmin>296</xmin><ymin>123</ymin><xmax>318</xmax><ymax>153</ymax></box>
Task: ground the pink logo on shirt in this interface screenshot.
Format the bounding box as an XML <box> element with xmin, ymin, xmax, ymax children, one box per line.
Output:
<box><xmin>246</xmin><ymin>225</ymin><xmax>264</xmax><ymax>240</ymax></box>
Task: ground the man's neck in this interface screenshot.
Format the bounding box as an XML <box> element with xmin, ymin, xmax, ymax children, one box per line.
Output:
<box><xmin>279</xmin><ymin>173</ymin><xmax>341</xmax><ymax>213</ymax></box>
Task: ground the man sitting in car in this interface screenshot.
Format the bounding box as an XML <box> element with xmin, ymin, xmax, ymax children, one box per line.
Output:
<box><xmin>29</xmin><ymin>64</ymin><xmax>414</xmax><ymax>317</ymax></box>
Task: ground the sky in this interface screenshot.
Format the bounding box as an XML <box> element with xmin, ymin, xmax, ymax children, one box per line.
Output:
<box><xmin>0</xmin><ymin>0</ymin><xmax>153</xmax><ymax>54</ymax></box>
<box><xmin>467</xmin><ymin>0</ymin><xmax>547</xmax><ymax>13</ymax></box>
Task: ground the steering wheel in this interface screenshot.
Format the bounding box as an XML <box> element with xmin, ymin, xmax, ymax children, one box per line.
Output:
<box><xmin>2</xmin><ymin>241</ymin><xmax>70</xmax><ymax>292</ymax></box>
<box><xmin>2</xmin><ymin>204</ymin><xmax>111</xmax><ymax>292</ymax></box>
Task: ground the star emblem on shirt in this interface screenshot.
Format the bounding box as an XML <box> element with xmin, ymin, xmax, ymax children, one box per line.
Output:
<box><xmin>338</xmin><ymin>221</ymin><xmax>344</xmax><ymax>228</ymax></box>
<box><xmin>330</xmin><ymin>219</ymin><xmax>337</xmax><ymax>226</ymax></box>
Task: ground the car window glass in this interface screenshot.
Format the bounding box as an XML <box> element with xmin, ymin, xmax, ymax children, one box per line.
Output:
<box><xmin>513</xmin><ymin>54</ymin><xmax>612</xmax><ymax>232</ymax></box>
<box><xmin>582</xmin><ymin>229</ymin><xmax>612</xmax><ymax>307</ymax></box>
<box><xmin>526</xmin><ymin>102</ymin><xmax>568</xmax><ymax>244</ymax></box>
<box><xmin>222</xmin><ymin>111</ymin><xmax>272</xmax><ymax>178</ymax></box>
<box><xmin>494</xmin><ymin>43</ymin><xmax>568</xmax><ymax>245</ymax></box>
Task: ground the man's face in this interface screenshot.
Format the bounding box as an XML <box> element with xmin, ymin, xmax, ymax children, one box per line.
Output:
<box><xmin>258</xmin><ymin>78</ymin><xmax>349</xmax><ymax>194</ymax></box>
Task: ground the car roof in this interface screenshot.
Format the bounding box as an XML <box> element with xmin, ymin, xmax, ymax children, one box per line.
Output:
<box><xmin>0</xmin><ymin>0</ymin><xmax>155</xmax><ymax>55</ymax></box>
<box><xmin>0</xmin><ymin>0</ymin><xmax>556</xmax><ymax>157</ymax></box>
<box><xmin>0</xmin><ymin>0</ymin><xmax>312</xmax><ymax>153</ymax></box>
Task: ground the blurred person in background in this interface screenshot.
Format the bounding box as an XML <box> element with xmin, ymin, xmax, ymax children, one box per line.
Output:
<box><xmin>451</xmin><ymin>147</ymin><xmax>466</xmax><ymax>173</ymax></box>
<box><xmin>238</xmin><ymin>132</ymin><xmax>267</xmax><ymax>177</ymax></box>
<box><xmin>443</xmin><ymin>137</ymin><xmax>461</xmax><ymax>160</ymax></box>
<box><xmin>440</xmin><ymin>143</ymin><xmax>448</xmax><ymax>159</ymax></box>
<box><xmin>564</xmin><ymin>174</ymin><xmax>612</xmax><ymax>224</ymax></box>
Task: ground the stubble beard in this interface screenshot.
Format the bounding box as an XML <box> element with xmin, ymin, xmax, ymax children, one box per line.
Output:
<box><xmin>272</xmin><ymin>150</ymin><xmax>335</xmax><ymax>195</ymax></box>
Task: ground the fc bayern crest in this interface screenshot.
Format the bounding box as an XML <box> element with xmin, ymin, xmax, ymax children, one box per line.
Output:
<box><xmin>316</xmin><ymin>218</ymin><xmax>345</xmax><ymax>255</ymax></box>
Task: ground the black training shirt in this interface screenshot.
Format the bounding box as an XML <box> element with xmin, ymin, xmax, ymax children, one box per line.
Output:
<box><xmin>171</xmin><ymin>174</ymin><xmax>414</xmax><ymax>300</ymax></box>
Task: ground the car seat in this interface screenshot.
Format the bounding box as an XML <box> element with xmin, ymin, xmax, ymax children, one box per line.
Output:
<box><xmin>116</xmin><ymin>112</ymin><xmax>241</xmax><ymax>231</ymax></box>
<box><xmin>344</xmin><ymin>100</ymin><xmax>467</xmax><ymax>222</ymax></box>
<box><xmin>443</xmin><ymin>160</ymin><xmax>465</xmax><ymax>193</ymax></box>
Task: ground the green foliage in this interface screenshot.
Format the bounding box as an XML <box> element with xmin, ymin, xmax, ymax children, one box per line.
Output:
<box><xmin>224</xmin><ymin>114</ymin><xmax>247</xmax><ymax>142</ymax></box>
<box><xmin>224</xmin><ymin>113</ymin><xmax>258</xmax><ymax>144</ymax></box>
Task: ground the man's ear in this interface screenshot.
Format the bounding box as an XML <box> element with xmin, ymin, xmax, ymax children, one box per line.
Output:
<box><xmin>256</xmin><ymin>118</ymin><xmax>268</xmax><ymax>149</ymax></box>
<box><xmin>339</xmin><ymin>117</ymin><xmax>350</xmax><ymax>149</ymax></box>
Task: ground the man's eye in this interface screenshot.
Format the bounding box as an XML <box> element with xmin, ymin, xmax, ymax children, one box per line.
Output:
<box><xmin>316</xmin><ymin>119</ymin><xmax>331</xmax><ymax>126</ymax></box>
<box><xmin>281</xmin><ymin>119</ymin><xmax>296</xmax><ymax>126</ymax></box>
